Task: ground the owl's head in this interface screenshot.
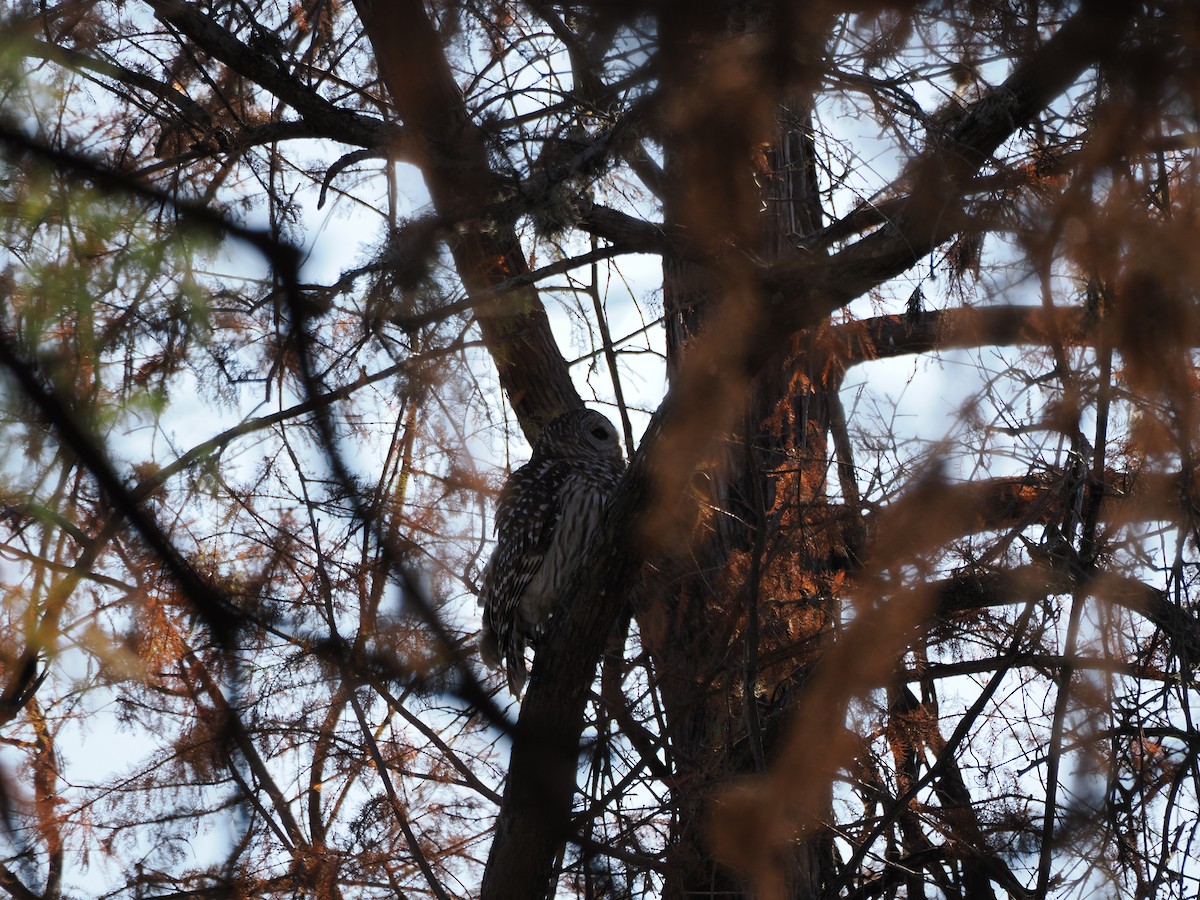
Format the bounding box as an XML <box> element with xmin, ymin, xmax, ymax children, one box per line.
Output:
<box><xmin>533</xmin><ymin>409</ymin><xmax>623</xmax><ymax>460</ymax></box>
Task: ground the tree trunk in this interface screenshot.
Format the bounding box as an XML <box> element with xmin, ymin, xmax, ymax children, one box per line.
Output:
<box><xmin>652</xmin><ymin>93</ymin><xmax>843</xmax><ymax>898</ymax></box>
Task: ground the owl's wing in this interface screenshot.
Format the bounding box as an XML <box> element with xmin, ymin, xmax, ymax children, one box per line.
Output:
<box><xmin>479</xmin><ymin>454</ymin><xmax>624</xmax><ymax>694</ymax></box>
<box><xmin>479</xmin><ymin>461</ymin><xmax>573</xmax><ymax>684</ymax></box>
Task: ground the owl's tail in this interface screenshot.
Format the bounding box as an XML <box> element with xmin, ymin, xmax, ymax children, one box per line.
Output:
<box><xmin>478</xmin><ymin>626</ymin><xmax>529</xmax><ymax>696</ymax></box>
<box><xmin>478</xmin><ymin>627</ymin><xmax>502</xmax><ymax>671</ymax></box>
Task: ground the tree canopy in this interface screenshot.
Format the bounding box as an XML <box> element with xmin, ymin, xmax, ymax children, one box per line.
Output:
<box><xmin>1</xmin><ymin>1</ymin><xmax>1199</xmax><ymax>898</ymax></box>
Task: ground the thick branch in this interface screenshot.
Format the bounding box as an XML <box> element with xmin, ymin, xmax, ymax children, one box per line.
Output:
<box><xmin>761</xmin><ymin>0</ymin><xmax>1135</xmax><ymax>329</ymax></box>
<box><xmin>0</xmin><ymin>863</ymin><xmax>39</xmax><ymax>900</ymax></box>
<box><xmin>349</xmin><ymin>0</ymin><xmax>580</xmax><ymax>433</ymax></box>
<box><xmin>576</xmin><ymin>203</ymin><xmax>688</xmax><ymax>257</ymax></box>
<box><xmin>145</xmin><ymin>0</ymin><xmax>404</xmax><ymax>152</ymax></box>
<box><xmin>933</xmin><ymin>569</ymin><xmax>1200</xmax><ymax>663</ymax></box>
<box><xmin>24</xmin><ymin>35</ymin><xmax>214</xmax><ymax>128</ymax></box>
<box><xmin>829</xmin><ymin>306</ymin><xmax>1089</xmax><ymax>367</ymax></box>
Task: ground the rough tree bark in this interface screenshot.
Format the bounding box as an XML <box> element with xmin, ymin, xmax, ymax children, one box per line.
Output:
<box><xmin>651</xmin><ymin>80</ymin><xmax>841</xmax><ymax>895</ymax></box>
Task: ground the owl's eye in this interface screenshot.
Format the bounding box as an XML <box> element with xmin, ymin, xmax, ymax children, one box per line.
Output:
<box><xmin>591</xmin><ymin>426</ymin><xmax>610</xmax><ymax>441</ymax></box>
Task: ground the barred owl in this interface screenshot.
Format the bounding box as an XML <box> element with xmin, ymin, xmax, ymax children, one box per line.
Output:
<box><xmin>478</xmin><ymin>409</ymin><xmax>625</xmax><ymax>695</ymax></box>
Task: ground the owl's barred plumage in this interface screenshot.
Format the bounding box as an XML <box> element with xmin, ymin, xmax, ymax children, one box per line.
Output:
<box><xmin>478</xmin><ymin>409</ymin><xmax>626</xmax><ymax>695</ymax></box>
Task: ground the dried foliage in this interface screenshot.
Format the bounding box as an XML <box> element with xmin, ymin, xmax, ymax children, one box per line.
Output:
<box><xmin>0</xmin><ymin>1</ymin><xmax>1198</xmax><ymax>898</ymax></box>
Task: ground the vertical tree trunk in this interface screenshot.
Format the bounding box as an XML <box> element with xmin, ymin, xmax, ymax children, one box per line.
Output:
<box><xmin>650</xmin><ymin>92</ymin><xmax>844</xmax><ymax>897</ymax></box>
